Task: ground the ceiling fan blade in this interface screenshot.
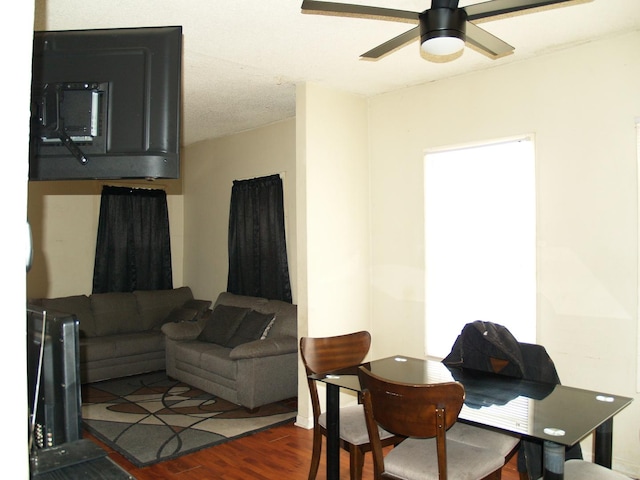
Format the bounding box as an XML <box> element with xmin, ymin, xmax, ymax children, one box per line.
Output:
<box><xmin>464</xmin><ymin>0</ymin><xmax>576</xmax><ymax>21</ymax></box>
<box><xmin>301</xmin><ymin>0</ymin><xmax>419</xmax><ymax>21</ymax></box>
<box><xmin>361</xmin><ymin>26</ymin><xmax>420</xmax><ymax>59</ymax></box>
<box><xmin>464</xmin><ymin>21</ymin><xmax>514</xmax><ymax>56</ymax></box>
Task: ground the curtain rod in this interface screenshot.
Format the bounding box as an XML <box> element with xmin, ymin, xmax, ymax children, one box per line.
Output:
<box><xmin>232</xmin><ymin>172</ymin><xmax>285</xmax><ymax>183</ymax></box>
<box><xmin>102</xmin><ymin>181</ymin><xmax>166</xmax><ymax>191</ymax></box>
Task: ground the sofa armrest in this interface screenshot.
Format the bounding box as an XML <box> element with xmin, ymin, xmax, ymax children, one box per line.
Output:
<box><xmin>161</xmin><ymin>321</ymin><xmax>202</xmax><ymax>341</ymax></box>
<box><xmin>229</xmin><ymin>336</ymin><xmax>297</xmax><ymax>360</ymax></box>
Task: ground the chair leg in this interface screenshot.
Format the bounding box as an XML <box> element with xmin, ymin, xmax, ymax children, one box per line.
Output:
<box><xmin>349</xmin><ymin>445</ymin><xmax>365</xmax><ymax>480</ymax></box>
<box><xmin>307</xmin><ymin>427</ymin><xmax>322</xmax><ymax>480</ymax></box>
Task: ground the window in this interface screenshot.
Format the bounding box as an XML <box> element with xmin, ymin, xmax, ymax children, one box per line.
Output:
<box><xmin>424</xmin><ymin>137</ymin><xmax>536</xmax><ymax>359</ymax></box>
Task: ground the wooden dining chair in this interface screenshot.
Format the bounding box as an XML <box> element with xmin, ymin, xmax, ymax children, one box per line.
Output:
<box><xmin>446</xmin><ymin>421</ymin><xmax>520</xmax><ymax>470</ymax></box>
<box><xmin>300</xmin><ymin>331</ymin><xmax>401</xmax><ymax>480</ymax></box>
<box><xmin>563</xmin><ymin>459</ymin><xmax>631</xmax><ymax>479</ymax></box>
<box><xmin>358</xmin><ymin>366</ymin><xmax>506</xmax><ymax>480</ymax></box>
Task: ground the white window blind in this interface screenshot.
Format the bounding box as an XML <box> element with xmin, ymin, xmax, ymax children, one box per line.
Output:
<box><xmin>424</xmin><ymin>137</ymin><xmax>536</xmax><ymax>359</ymax></box>
<box><xmin>425</xmin><ymin>359</ymin><xmax>531</xmax><ymax>431</ymax></box>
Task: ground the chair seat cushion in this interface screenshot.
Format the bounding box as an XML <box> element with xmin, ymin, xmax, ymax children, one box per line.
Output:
<box><xmin>563</xmin><ymin>460</ymin><xmax>630</xmax><ymax>480</ymax></box>
<box><xmin>385</xmin><ymin>437</ymin><xmax>505</xmax><ymax>480</ymax></box>
<box><xmin>318</xmin><ymin>404</ymin><xmax>396</xmax><ymax>445</ymax></box>
<box><xmin>447</xmin><ymin>422</ymin><xmax>520</xmax><ymax>457</ymax></box>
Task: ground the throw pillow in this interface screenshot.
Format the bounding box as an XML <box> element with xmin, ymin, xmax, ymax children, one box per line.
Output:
<box><xmin>164</xmin><ymin>306</ymin><xmax>198</xmax><ymax>323</ymax></box>
<box><xmin>260</xmin><ymin>315</ymin><xmax>277</xmax><ymax>339</ymax></box>
<box><xmin>225</xmin><ymin>310</ymin><xmax>276</xmax><ymax>348</ymax></box>
<box><xmin>182</xmin><ymin>299</ymin><xmax>212</xmax><ymax>317</ymax></box>
<box><xmin>197</xmin><ymin>304</ymin><xmax>251</xmax><ymax>346</ymax></box>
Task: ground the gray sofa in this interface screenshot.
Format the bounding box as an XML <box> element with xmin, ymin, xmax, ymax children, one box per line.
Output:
<box><xmin>31</xmin><ymin>287</ymin><xmax>210</xmax><ymax>383</ymax></box>
<box><xmin>162</xmin><ymin>291</ymin><xmax>298</xmax><ymax>410</ymax></box>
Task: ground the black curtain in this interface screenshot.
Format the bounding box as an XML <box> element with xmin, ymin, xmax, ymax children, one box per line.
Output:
<box><xmin>92</xmin><ymin>186</ymin><xmax>173</xmax><ymax>293</ymax></box>
<box><xmin>227</xmin><ymin>174</ymin><xmax>292</xmax><ymax>303</ymax></box>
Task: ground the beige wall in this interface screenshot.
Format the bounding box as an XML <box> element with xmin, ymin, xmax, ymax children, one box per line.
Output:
<box><xmin>295</xmin><ymin>83</ymin><xmax>370</xmax><ymax>425</ymax></box>
<box><xmin>181</xmin><ymin>118</ymin><xmax>297</xmax><ymax>302</ymax></box>
<box><xmin>368</xmin><ymin>32</ymin><xmax>640</xmax><ymax>475</ymax></box>
<box><xmin>296</xmin><ymin>83</ymin><xmax>370</xmax><ymax>338</ymax></box>
<box><xmin>27</xmin><ymin>179</ymin><xmax>184</xmax><ymax>298</ymax></box>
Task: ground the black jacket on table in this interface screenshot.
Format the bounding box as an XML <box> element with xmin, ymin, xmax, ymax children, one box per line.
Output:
<box><xmin>442</xmin><ymin>320</ymin><xmax>582</xmax><ymax>480</ymax></box>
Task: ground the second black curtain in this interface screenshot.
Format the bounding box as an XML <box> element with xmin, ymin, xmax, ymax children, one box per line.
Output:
<box><xmin>227</xmin><ymin>174</ymin><xmax>292</xmax><ymax>303</ymax></box>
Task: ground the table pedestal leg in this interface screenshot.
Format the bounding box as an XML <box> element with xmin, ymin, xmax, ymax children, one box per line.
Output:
<box><xmin>594</xmin><ymin>418</ymin><xmax>613</xmax><ymax>468</ymax></box>
<box><xmin>543</xmin><ymin>441</ymin><xmax>565</xmax><ymax>480</ymax></box>
<box><xmin>326</xmin><ymin>383</ymin><xmax>340</xmax><ymax>480</ymax></box>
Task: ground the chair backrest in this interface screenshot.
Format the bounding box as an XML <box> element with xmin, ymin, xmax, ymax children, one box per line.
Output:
<box><xmin>358</xmin><ymin>367</ymin><xmax>464</xmax><ymax>438</ymax></box>
<box><xmin>358</xmin><ymin>367</ymin><xmax>465</xmax><ymax>479</ymax></box>
<box><xmin>300</xmin><ymin>331</ymin><xmax>372</xmax><ymax>421</ymax></box>
<box><xmin>300</xmin><ymin>331</ymin><xmax>371</xmax><ymax>376</ymax></box>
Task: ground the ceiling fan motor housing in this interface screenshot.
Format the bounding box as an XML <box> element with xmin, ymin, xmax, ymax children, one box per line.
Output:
<box><xmin>420</xmin><ymin>7</ymin><xmax>468</xmax><ymax>43</ymax></box>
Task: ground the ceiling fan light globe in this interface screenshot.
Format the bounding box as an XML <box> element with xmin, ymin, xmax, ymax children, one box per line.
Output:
<box><xmin>421</xmin><ymin>36</ymin><xmax>465</xmax><ymax>56</ymax></box>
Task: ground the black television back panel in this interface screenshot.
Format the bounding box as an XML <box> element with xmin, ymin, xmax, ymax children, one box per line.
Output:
<box><xmin>27</xmin><ymin>306</ymin><xmax>82</xmax><ymax>451</ymax></box>
<box><xmin>29</xmin><ymin>26</ymin><xmax>182</xmax><ymax>180</ymax></box>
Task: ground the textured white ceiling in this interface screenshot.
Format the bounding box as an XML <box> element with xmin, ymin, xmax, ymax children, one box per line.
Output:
<box><xmin>34</xmin><ymin>0</ymin><xmax>640</xmax><ymax>146</ymax></box>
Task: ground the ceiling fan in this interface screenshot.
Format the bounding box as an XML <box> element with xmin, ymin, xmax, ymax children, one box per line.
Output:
<box><xmin>301</xmin><ymin>0</ymin><xmax>578</xmax><ymax>59</ymax></box>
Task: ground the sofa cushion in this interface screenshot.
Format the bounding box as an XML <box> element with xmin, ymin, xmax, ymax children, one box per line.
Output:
<box><xmin>214</xmin><ymin>292</ymin><xmax>269</xmax><ymax>309</ymax></box>
<box><xmin>79</xmin><ymin>337</ymin><xmax>116</xmax><ymax>362</ymax></box>
<box><xmin>91</xmin><ymin>292</ymin><xmax>141</xmax><ymax>335</ymax></box>
<box><xmin>41</xmin><ymin>295</ymin><xmax>97</xmax><ymax>338</ymax></box>
<box><xmin>225</xmin><ymin>310</ymin><xmax>275</xmax><ymax>348</ymax></box>
<box><xmin>165</xmin><ymin>306</ymin><xmax>199</xmax><ymax>323</ymax></box>
<box><xmin>261</xmin><ymin>299</ymin><xmax>297</xmax><ymax>338</ymax></box>
<box><xmin>114</xmin><ymin>332</ymin><xmax>165</xmax><ymax>357</ymax></box>
<box><xmin>229</xmin><ymin>335</ymin><xmax>298</xmax><ymax>360</ymax></box>
<box><xmin>162</xmin><ymin>321</ymin><xmax>202</xmax><ymax>341</ymax></box>
<box><xmin>80</xmin><ymin>332</ymin><xmax>164</xmax><ymax>361</ymax></box>
<box><xmin>174</xmin><ymin>342</ymin><xmax>237</xmax><ymax>381</ymax></box>
<box><xmin>134</xmin><ymin>287</ymin><xmax>194</xmax><ymax>330</ymax></box>
<box><xmin>197</xmin><ymin>304</ymin><xmax>250</xmax><ymax>345</ymax></box>
<box><xmin>200</xmin><ymin>347</ymin><xmax>237</xmax><ymax>380</ymax></box>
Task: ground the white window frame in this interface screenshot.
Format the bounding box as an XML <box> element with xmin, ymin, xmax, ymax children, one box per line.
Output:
<box><xmin>636</xmin><ymin>119</ymin><xmax>640</xmax><ymax>393</ymax></box>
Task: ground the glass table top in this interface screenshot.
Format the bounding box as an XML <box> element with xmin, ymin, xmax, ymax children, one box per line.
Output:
<box><xmin>312</xmin><ymin>355</ymin><xmax>633</xmax><ymax>447</ymax></box>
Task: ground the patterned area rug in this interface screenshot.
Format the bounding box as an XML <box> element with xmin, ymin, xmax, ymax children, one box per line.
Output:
<box><xmin>81</xmin><ymin>371</ymin><xmax>297</xmax><ymax>467</ymax></box>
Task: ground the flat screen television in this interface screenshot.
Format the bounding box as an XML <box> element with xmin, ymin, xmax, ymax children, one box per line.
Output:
<box><xmin>29</xmin><ymin>26</ymin><xmax>182</xmax><ymax>180</ymax></box>
<box><xmin>27</xmin><ymin>306</ymin><xmax>82</xmax><ymax>451</ymax></box>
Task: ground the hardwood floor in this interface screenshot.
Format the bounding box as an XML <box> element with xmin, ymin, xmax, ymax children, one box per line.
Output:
<box><xmin>86</xmin><ymin>422</ymin><xmax>522</xmax><ymax>480</ymax></box>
